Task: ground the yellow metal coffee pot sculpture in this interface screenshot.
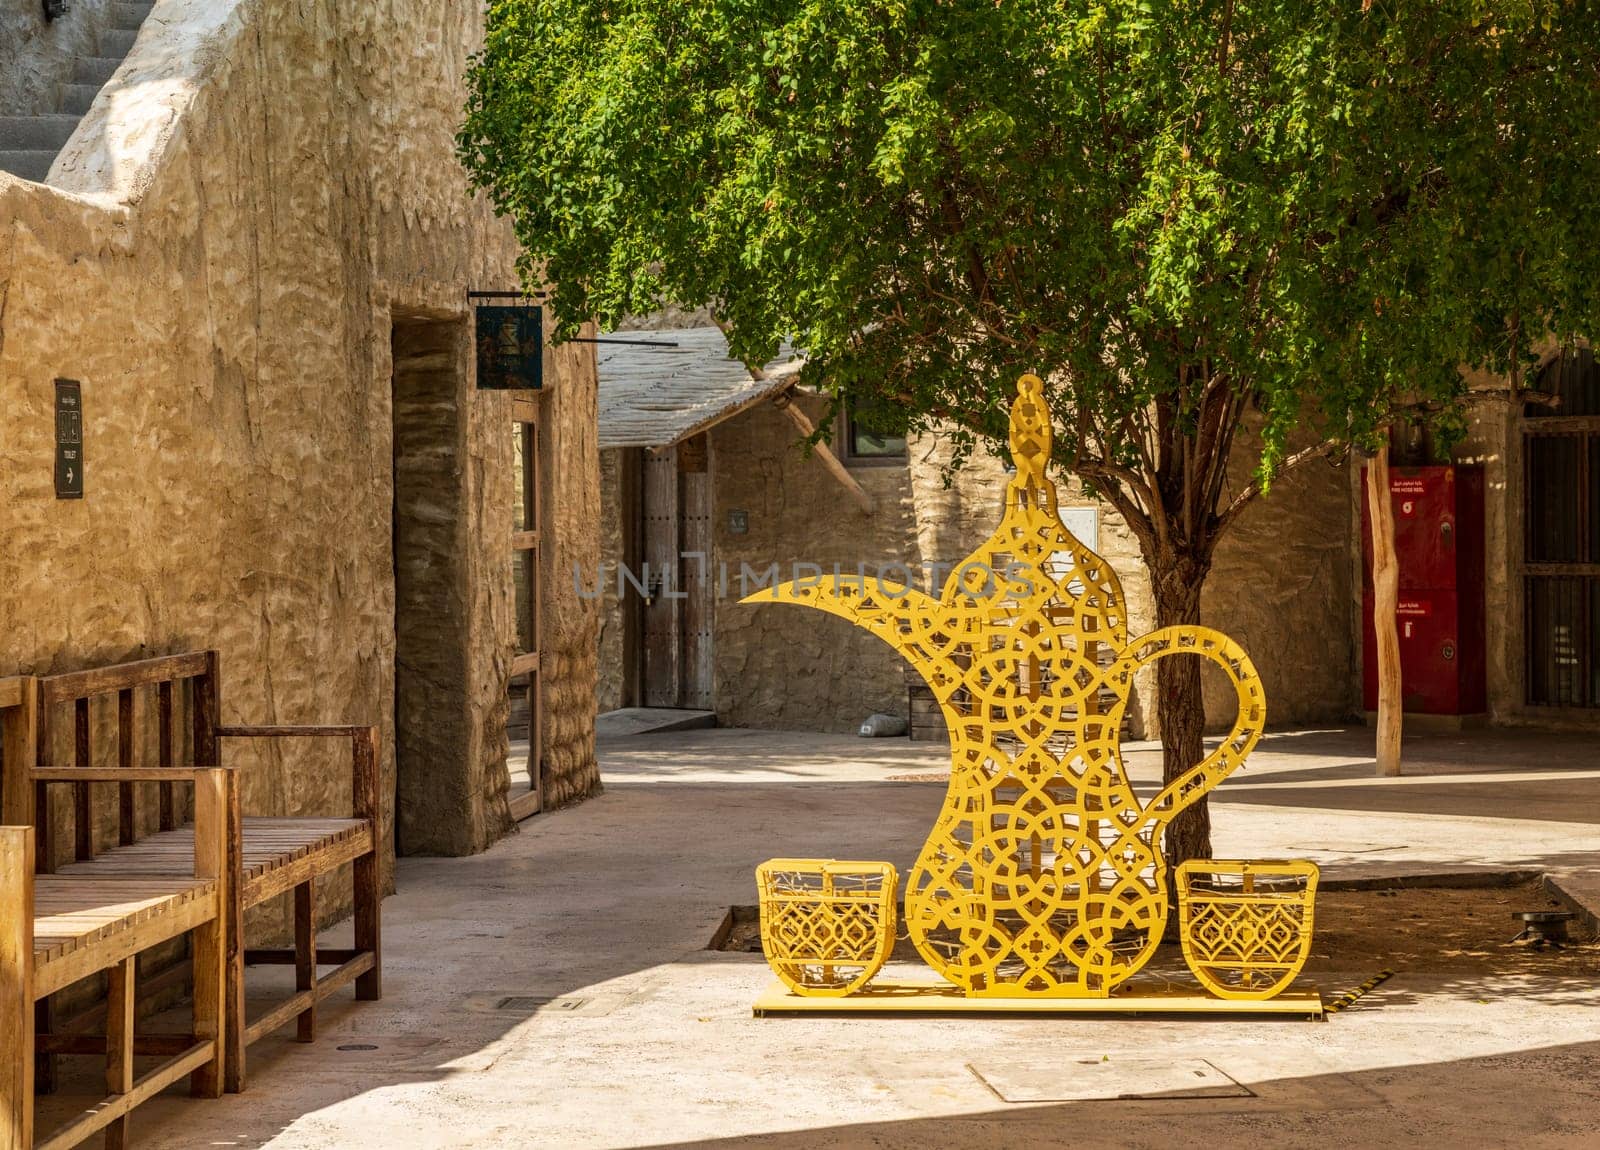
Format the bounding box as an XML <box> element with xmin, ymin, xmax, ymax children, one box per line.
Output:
<box><xmin>746</xmin><ymin>375</ymin><xmax>1270</xmax><ymax>999</ymax></box>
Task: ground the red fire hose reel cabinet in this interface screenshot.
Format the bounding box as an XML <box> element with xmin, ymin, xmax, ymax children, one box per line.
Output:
<box><xmin>1360</xmin><ymin>465</ymin><xmax>1487</xmax><ymax>715</ymax></box>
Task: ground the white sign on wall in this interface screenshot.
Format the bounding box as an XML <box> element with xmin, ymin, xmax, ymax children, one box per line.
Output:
<box><xmin>1061</xmin><ymin>507</ymin><xmax>1098</xmax><ymax>550</ymax></box>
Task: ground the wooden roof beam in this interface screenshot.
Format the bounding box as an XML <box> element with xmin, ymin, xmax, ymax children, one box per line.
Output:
<box><xmin>770</xmin><ymin>389</ymin><xmax>875</xmax><ymax>516</ymax></box>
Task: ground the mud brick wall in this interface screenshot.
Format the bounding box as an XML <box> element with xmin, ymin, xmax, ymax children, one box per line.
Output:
<box><xmin>0</xmin><ymin>0</ymin><xmax>601</xmax><ymax>898</ymax></box>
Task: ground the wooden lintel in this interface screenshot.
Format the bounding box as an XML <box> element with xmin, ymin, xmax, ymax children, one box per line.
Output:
<box><xmin>770</xmin><ymin>391</ymin><xmax>875</xmax><ymax>515</ymax></box>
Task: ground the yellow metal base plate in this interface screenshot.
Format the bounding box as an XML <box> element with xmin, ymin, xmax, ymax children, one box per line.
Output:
<box><xmin>752</xmin><ymin>979</ymin><xmax>1323</xmax><ymax>1018</ymax></box>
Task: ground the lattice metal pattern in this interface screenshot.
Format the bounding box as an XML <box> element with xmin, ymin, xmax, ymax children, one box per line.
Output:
<box><xmin>755</xmin><ymin>860</ymin><xmax>898</xmax><ymax>996</ymax></box>
<box><xmin>747</xmin><ymin>375</ymin><xmax>1268</xmax><ymax>997</ymax></box>
<box><xmin>1177</xmin><ymin>859</ymin><xmax>1319</xmax><ymax>999</ymax></box>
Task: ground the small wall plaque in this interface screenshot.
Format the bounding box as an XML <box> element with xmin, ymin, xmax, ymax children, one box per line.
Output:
<box><xmin>54</xmin><ymin>378</ymin><xmax>83</xmax><ymax>499</ymax></box>
<box><xmin>728</xmin><ymin>509</ymin><xmax>749</xmax><ymax>535</ymax></box>
<box><xmin>1061</xmin><ymin>506</ymin><xmax>1097</xmax><ymax>549</ymax></box>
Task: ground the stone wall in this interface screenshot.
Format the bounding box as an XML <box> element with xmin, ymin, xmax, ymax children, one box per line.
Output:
<box><xmin>596</xmin><ymin>386</ymin><xmax>1355</xmax><ymax>737</ymax></box>
<box><xmin>711</xmin><ymin>395</ymin><xmax>916</xmax><ymax>733</ymax></box>
<box><xmin>1202</xmin><ymin>429</ymin><xmax>1355</xmax><ymax>730</ymax></box>
<box><xmin>1346</xmin><ymin>367</ymin><xmax>1600</xmax><ymax>730</ymax></box>
<box><xmin>595</xmin><ymin>447</ymin><xmax>629</xmax><ymax>714</ymax></box>
<box><xmin>0</xmin><ymin>0</ymin><xmax>116</xmax><ymax>117</ymax></box>
<box><xmin>536</xmin><ymin>331</ymin><xmax>603</xmax><ymax>807</ymax></box>
<box><xmin>1469</xmin><ymin>403</ymin><xmax>1526</xmax><ymax>722</ymax></box>
<box><xmin>0</xmin><ymin>0</ymin><xmax>600</xmax><ymax>893</ymax></box>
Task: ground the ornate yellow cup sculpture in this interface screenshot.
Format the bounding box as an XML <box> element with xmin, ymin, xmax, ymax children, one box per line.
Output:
<box><xmin>746</xmin><ymin>375</ymin><xmax>1267</xmax><ymax>997</ymax></box>
<box><xmin>1176</xmin><ymin>859</ymin><xmax>1319</xmax><ymax>1000</ymax></box>
<box><xmin>755</xmin><ymin>860</ymin><xmax>898</xmax><ymax>996</ymax></box>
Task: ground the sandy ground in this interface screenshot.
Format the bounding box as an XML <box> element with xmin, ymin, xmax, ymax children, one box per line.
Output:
<box><xmin>723</xmin><ymin>880</ymin><xmax>1599</xmax><ymax>979</ymax></box>
<box><xmin>32</xmin><ymin>726</ymin><xmax>1600</xmax><ymax>1148</ymax></box>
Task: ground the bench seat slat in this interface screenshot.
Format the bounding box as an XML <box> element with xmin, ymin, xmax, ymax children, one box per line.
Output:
<box><xmin>55</xmin><ymin>818</ymin><xmax>369</xmax><ymax>895</ymax></box>
<box><xmin>30</xmin><ymin>876</ymin><xmax>220</xmax><ymax>998</ymax></box>
<box><xmin>32</xmin><ymin>877</ymin><xmax>215</xmax><ymax>957</ymax></box>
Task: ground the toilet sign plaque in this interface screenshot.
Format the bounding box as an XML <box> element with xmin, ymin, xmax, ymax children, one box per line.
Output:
<box><xmin>54</xmin><ymin>378</ymin><xmax>83</xmax><ymax>499</ymax></box>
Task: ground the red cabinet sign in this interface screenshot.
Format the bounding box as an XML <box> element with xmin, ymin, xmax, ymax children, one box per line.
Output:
<box><xmin>1360</xmin><ymin>465</ymin><xmax>1486</xmax><ymax>715</ymax></box>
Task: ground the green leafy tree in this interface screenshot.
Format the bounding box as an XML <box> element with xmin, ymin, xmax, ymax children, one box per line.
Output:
<box><xmin>461</xmin><ymin>0</ymin><xmax>1600</xmax><ymax>862</ymax></box>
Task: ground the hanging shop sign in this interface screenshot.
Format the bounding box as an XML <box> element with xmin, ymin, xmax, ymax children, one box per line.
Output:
<box><xmin>474</xmin><ymin>299</ymin><xmax>543</xmax><ymax>391</ymax></box>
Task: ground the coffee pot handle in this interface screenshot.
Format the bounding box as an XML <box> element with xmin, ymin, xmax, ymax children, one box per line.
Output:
<box><xmin>1103</xmin><ymin>625</ymin><xmax>1267</xmax><ymax>823</ymax></box>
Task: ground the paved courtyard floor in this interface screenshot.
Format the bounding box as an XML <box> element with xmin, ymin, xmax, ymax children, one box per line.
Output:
<box><xmin>122</xmin><ymin>726</ymin><xmax>1598</xmax><ymax>1148</ymax></box>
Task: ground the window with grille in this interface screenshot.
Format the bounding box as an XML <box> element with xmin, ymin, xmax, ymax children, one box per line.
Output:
<box><xmin>1524</xmin><ymin>348</ymin><xmax>1600</xmax><ymax>707</ymax></box>
<box><xmin>840</xmin><ymin>400</ymin><xmax>907</xmax><ymax>464</ymax></box>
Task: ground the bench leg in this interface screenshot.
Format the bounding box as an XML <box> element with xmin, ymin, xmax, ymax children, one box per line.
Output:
<box><xmin>354</xmin><ymin>850</ymin><xmax>381</xmax><ymax>1001</ymax></box>
<box><xmin>1</xmin><ymin>828</ymin><xmax>34</xmax><ymax>1150</ymax></box>
<box><xmin>352</xmin><ymin>730</ymin><xmax>382</xmax><ymax>1002</ymax></box>
<box><xmin>191</xmin><ymin>909</ymin><xmax>226</xmax><ymax>1099</ymax></box>
<box><xmin>32</xmin><ymin>1000</ymin><xmax>54</xmax><ymax>1096</ymax></box>
<box><xmin>295</xmin><ymin>879</ymin><xmax>316</xmax><ymax>1042</ymax></box>
<box><xmin>191</xmin><ymin>769</ymin><xmax>230</xmax><ymax>1100</ymax></box>
<box><xmin>222</xmin><ymin>774</ymin><xmax>245</xmax><ymax>1095</ymax></box>
<box><xmin>104</xmin><ymin>956</ymin><xmax>135</xmax><ymax>1150</ymax></box>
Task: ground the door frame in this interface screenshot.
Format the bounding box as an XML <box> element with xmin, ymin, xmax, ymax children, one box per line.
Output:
<box><xmin>509</xmin><ymin>394</ymin><xmax>544</xmax><ymax>819</ymax></box>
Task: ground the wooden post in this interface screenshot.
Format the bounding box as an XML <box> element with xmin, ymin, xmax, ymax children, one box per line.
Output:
<box><xmin>195</xmin><ymin>653</ymin><xmax>246</xmax><ymax>1093</ymax></box>
<box><xmin>72</xmin><ymin>696</ymin><xmax>92</xmax><ymax>861</ymax></box>
<box><xmin>104</xmin><ymin>956</ymin><xmax>136</xmax><ymax>1150</ymax></box>
<box><xmin>1367</xmin><ymin>441</ymin><xmax>1403</xmax><ymax>777</ymax></box>
<box><xmin>190</xmin><ymin>768</ymin><xmax>228</xmax><ymax>1099</ymax></box>
<box><xmin>352</xmin><ymin>726</ymin><xmax>382</xmax><ymax>1001</ymax></box>
<box><xmin>220</xmin><ymin>739</ymin><xmax>244</xmax><ymax>1095</ymax></box>
<box><xmin>769</xmin><ymin>392</ymin><xmax>876</xmax><ymax>515</ymax></box>
<box><xmin>0</xmin><ymin>679</ymin><xmax>37</xmax><ymax>830</ymax></box>
<box><xmin>118</xmin><ymin>687</ymin><xmax>138</xmax><ymax>847</ymax></box>
<box><xmin>17</xmin><ymin>680</ymin><xmax>55</xmax><ymax>1098</ymax></box>
<box><xmin>157</xmin><ymin>680</ymin><xmax>176</xmax><ymax>831</ymax></box>
<box><xmin>32</xmin><ymin>685</ymin><xmax>52</xmax><ymax>876</ymax></box>
<box><xmin>294</xmin><ymin>879</ymin><xmax>317</xmax><ymax>1042</ymax></box>
<box><xmin>0</xmin><ymin>827</ymin><xmax>35</xmax><ymax>1150</ymax></box>
<box><xmin>193</xmin><ymin>651</ymin><xmax>219</xmax><ymax>769</ymax></box>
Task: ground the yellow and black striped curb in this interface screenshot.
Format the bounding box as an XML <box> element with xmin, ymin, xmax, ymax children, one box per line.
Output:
<box><xmin>1324</xmin><ymin>968</ymin><xmax>1395</xmax><ymax>1015</ymax></box>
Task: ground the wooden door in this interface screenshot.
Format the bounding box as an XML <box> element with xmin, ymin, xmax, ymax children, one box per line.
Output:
<box><xmin>679</xmin><ymin>436</ymin><xmax>713</xmax><ymax>710</ymax></box>
<box><xmin>639</xmin><ymin>436</ymin><xmax>714</xmax><ymax>709</ymax></box>
<box><xmin>642</xmin><ymin>449</ymin><xmax>681</xmax><ymax>707</ymax></box>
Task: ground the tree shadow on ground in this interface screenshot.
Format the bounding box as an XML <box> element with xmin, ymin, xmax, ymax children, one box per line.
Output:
<box><xmin>63</xmin><ymin>729</ymin><xmax>1600</xmax><ymax>1149</ymax></box>
<box><xmin>626</xmin><ymin>1037</ymin><xmax>1600</xmax><ymax>1149</ymax></box>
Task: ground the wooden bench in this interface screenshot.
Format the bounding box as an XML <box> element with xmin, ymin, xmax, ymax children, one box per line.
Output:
<box><xmin>0</xmin><ymin>653</ymin><xmax>381</xmax><ymax>1095</ymax></box>
<box><xmin>3</xmin><ymin>670</ymin><xmax>230</xmax><ymax>1147</ymax></box>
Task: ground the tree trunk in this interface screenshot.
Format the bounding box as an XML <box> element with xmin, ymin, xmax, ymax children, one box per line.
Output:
<box><xmin>1150</xmin><ymin>561</ymin><xmax>1211</xmax><ymax>865</ymax></box>
<box><xmin>1366</xmin><ymin>443</ymin><xmax>1404</xmax><ymax>777</ymax></box>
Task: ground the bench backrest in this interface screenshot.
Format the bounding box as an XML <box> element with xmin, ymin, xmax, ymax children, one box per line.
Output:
<box><xmin>0</xmin><ymin>652</ymin><xmax>220</xmax><ymax>873</ymax></box>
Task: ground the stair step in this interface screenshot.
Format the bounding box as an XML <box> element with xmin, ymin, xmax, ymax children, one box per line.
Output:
<box><xmin>99</xmin><ymin>28</ymin><xmax>138</xmax><ymax>57</ymax></box>
<box><xmin>0</xmin><ymin>151</ymin><xmax>56</xmax><ymax>183</ymax></box>
<box><xmin>111</xmin><ymin>2</ymin><xmax>154</xmax><ymax>31</ymax></box>
<box><xmin>0</xmin><ymin>115</ymin><xmax>80</xmax><ymax>151</ymax></box>
<box><xmin>73</xmin><ymin>56</ymin><xmax>123</xmax><ymax>85</ymax></box>
<box><xmin>60</xmin><ymin>84</ymin><xmax>102</xmax><ymax>116</ymax></box>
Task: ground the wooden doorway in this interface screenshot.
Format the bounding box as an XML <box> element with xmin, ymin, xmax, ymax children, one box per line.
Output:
<box><xmin>508</xmin><ymin>396</ymin><xmax>543</xmax><ymax>818</ymax></box>
<box><xmin>640</xmin><ymin>435</ymin><xmax>713</xmax><ymax>709</ymax></box>
<box><xmin>392</xmin><ymin>316</ymin><xmax>474</xmax><ymax>855</ymax></box>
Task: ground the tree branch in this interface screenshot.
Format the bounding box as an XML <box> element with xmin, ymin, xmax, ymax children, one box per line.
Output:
<box><xmin>1214</xmin><ymin>438</ymin><xmax>1349</xmax><ymax>533</ymax></box>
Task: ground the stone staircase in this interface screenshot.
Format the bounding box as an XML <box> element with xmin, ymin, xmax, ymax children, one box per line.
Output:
<box><xmin>0</xmin><ymin>2</ymin><xmax>154</xmax><ymax>183</ymax></box>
